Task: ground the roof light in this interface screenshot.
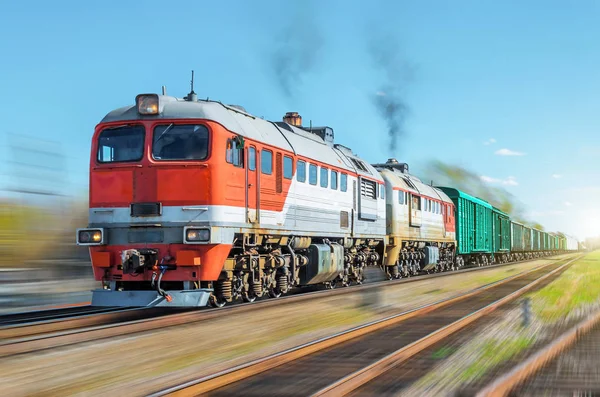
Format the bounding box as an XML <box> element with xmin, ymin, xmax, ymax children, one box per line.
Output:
<box><xmin>136</xmin><ymin>94</ymin><xmax>159</xmax><ymax>115</ymax></box>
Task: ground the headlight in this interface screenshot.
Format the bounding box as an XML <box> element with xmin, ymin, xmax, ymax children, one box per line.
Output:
<box><xmin>185</xmin><ymin>228</ymin><xmax>210</xmax><ymax>243</ymax></box>
<box><xmin>77</xmin><ymin>228</ymin><xmax>105</xmax><ymax>245</ymax></box>
<box><xmin>135</xmin><ymin>94</ymin><xmax>159</xmax><ymax>115</ymax></box>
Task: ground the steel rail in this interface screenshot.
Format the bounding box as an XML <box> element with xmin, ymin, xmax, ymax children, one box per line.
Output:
<box><xmin>0</xmin><ymin>255</ymin><xmax>569</xmax><ymax>358</ymax></box>
<box><xmin>475</xmin><ymin>305</ymin><xmax>600</xmax><ymax>397</ymax></box>
<box><xmin>148</xmin><ymin>256</ymin><xmax>576</xmax><ymax>397</ymax></box>
<box><xmin>310</xmin><ymin>255</ymin><xmax>581</xmax><ymax>397</ymax></box>
<box><xmin>0</xmin><ymin>307</ymin><xmax>156</xmax><ymax>339</ymax></box>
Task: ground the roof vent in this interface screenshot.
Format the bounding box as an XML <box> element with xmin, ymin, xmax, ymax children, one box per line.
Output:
<box><xmin>228</xmin><ymin>104</ymin><xmax>248</xmax><ymax>113</ymax></box>
<box><xmin>372</xmin><ymin>160</ymin><xmax>410</xmax><ymax>173</ymax></box>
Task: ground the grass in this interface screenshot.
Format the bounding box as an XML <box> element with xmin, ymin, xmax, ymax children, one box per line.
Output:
<box><xmin>458</xmin><ymin>336</ymin><xmax>534</xmax><ymax>382</ymax></box>
<box><xmin>527</xmin><ymin>251</ymin><xmax>600</xmax><ymax>322</ymax></box>
<box><xmin>431</xmin><ymin>346</ymin><xmax>456</xmax><ymax>359</ymax></box>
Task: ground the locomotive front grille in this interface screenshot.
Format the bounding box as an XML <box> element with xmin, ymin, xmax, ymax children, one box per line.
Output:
<box><xmin>130</xmin><ymin>202</ymin><xmax>162</xmax><ymax>217</ymax></box>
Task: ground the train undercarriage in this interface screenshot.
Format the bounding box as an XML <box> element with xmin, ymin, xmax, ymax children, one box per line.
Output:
<box><xmin>209</xmin><ymin>233</ymin><xmax>383</xmax><ymax>307</ymax></box>
<box><xmin>385</xmin><ymin>240</ymin><xmax>457</xmax><ymax>280</ymax></box>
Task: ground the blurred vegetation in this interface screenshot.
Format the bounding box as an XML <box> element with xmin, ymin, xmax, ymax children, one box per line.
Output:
<box><xmin>528</xmin><ymin>251</ymin><xmax>600</xmax><ymax>322</ymax></box>
<box><xmin>0</xmin><ymin>198</ymin><xmax>89</xmax><ymax>268</ymax></box>
<box><xmin>425</xmin><ymin>160</ymin><xmax>544</xmax><ymax>229</ymax></box>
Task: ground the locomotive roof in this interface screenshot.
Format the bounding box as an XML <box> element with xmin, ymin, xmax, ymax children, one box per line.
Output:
<box><xmin>100</xmin><ymin>95</ymin><xmax>382</xmax><ymax>181</ymax></box>
<box><xmin>376</xmin><ymin>167</ymin><xmax>453</xmax><ymax>204</ymax></box>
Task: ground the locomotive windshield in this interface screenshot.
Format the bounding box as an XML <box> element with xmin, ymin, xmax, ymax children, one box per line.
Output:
<box><xmin>97</xmin><ymin>125</ymin><xmax>145</xmax><ymax>163</ymax></box>
<box><xmin>152</xmin><ymin>124</ymin><xmax>209</xmax><ymax>160</ymax></box>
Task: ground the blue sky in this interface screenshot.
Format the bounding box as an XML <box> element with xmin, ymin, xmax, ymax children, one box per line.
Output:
<box><xmin>1</xmin><ymin>0</ymin><xmax>599</xmax><ymax>239</ymax></box>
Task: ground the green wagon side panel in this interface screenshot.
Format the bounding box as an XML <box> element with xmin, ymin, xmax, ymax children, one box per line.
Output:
<box><xmin>438</xmin><ymin>187</ymin><xmax>493</xmax><ymax>255</ymax></box>
<box><xmin>532</xmin><ymin>229</ymin><xmax>541</xmax><ymax>251</ymax></box>
<box><xmin>492</xmin><ymin>206</ymin><xmax>511</xmax><ymax>253</ymax></box>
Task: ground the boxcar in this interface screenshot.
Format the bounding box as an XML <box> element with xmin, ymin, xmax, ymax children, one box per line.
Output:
<box><xmin>532</xmin><ymin>229</ymin><xmax>541</xmax><ymax>251</ymax></box>
<box><xmin>437</xmin><ymin>187</ymin><xmax>493</xmax><ymax>266</ymax></box>
<box><xmin>492</xmin><ymin>207</ymin><xmax>511</xmax><ymax>263</ymax></box>
<box><xmin>511</xmin><ymin>221</ymin><xmax>536</xmax><ymax>260</ymax></box>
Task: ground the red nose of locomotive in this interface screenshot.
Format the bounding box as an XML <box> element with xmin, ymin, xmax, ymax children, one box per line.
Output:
<box><xmin>77</xmin><ymin>93</ymin><xmax>232</xmax><ymax>307</ymax></box>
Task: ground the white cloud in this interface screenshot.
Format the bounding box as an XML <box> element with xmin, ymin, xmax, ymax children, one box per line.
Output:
<box><xmin>480</xmin><ymin>175</ymin><xmax>518</xmax><ymax>186</ymax></box>
<box><xmin>495</xmin><ymin>148</ymin><xmax>526</xmax><ymax>156</ymax></box>
<box><xmin>565</xmin><ymin>201</ymin><xmax>572</xmax><ymax>207</ymax></box>
<box><xmin>483</xmin><ymin>138</ymin><xmax>497</xmax><ymax>146</ymax></box>
<box><xmin>552</xmin><ymin>174</ymin><xmax>562</xmax><ymax>179</ymax></box>
<box><xmin>376</xmin><ymin>91</ymin><xmax>387</xmax><ymax>96</ymax></box>
<box><xmin>480</xmin><ymin>175</ymin><xmax>497</xmax><ymax>183</ymax></box>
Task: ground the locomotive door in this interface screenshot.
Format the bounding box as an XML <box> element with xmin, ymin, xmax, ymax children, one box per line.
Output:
<box><xmin>409</xmin><ymin>194</ymin><xmax>422</xmax><ymax>227</ymax></box>
<box><xmin>246</xmin><ymin>146</ymin><xmax>259</xmax><ymax>223</ymax></box>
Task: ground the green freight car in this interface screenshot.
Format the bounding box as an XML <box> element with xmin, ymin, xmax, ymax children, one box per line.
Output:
<box><xmin>492</xmin><ymin>207</ymin><xmax>511</xmax><ymax>263</ymax></box>
<box><xmin>437</xmin><ymin>187</ymin><xmax>493</xmax><ymax>266</ymax></box>
<box><xmin>511</xmin><ymin>221</ymin><xmax>534</xmax><ymax>260</ymax></box>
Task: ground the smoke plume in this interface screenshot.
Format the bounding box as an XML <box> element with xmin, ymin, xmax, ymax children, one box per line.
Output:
<box><xmin>368</xmin><ymin>33</ymin><xmax>413</xmax><ymax>153</ymax></box>
<box><xmin>271</xmin><ymin>4</ymin><xmax>323</xmax><ymax>98</ymax></box>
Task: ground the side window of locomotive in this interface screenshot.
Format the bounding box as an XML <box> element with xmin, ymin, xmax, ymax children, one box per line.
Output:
<box><xmin>309</xmin><ymin>164</ymin><xmax>318</xmax><ymax>185</ymax></box>
<box><xmin>398</xmin><ymin>190</ymin><xmax>404</xmax><ymax>204</ymax></box>
<box><xmin>331</xmin><ymin>170</ymin><xmax>338</xmax><ymax>190</ymax></box>
<box><xmin>297</xmin><ymin>160</ymin><xmax>306</xmax><ymax>182</ymax></box>
<box><xmin>225</xmin><ymin>138</ymin><xmax>244</xmax><ymax>167</ymax></box>
<box><xmin>379</xmin><ymin>184</ymin><xmax>385</xmax><ymax>200</ymax></box>
<box><xmin>152</xmin><ymin>124</ymin><xmax>209</xmax><ymax>160</ymax></box>
<box><xmin>97</xmin><ymin>125</ymin><xmax>145</xmax><ymax>163</ymax></box>
<box><xmin>320</xmin><ymin>167</ymin><xmax>328</xmax><ymax>188</ymax></box>
<box><xmin>340</xmin><ymin>173</ymin><xmax>348</xmax><ymax>192</ymax></box>
<box><xmin>248</xmin><ymin>146</ymin><xmax>256</xmax><ymax>171</ymax></box>
<box><xmin>261</xmin><ymin>150</ymin><xmax>273</xmax><ymax>175</ymax></box>
<box><xmin>283</xmin><ymin>156</ymin><xmax>293</xmax><ymax>179</ymax></box>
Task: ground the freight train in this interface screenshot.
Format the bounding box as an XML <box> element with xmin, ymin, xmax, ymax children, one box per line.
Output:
<box><xmin>77</xmin><ymin>89</ymin><xmax>579</xmax><ymax>307</ymax></box>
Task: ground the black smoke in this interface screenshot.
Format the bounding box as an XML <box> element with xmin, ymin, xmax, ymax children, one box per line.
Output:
<box><xmin>270</xmin><ymin>4</ymin><xmax>323</xmax><ymax>98</ymax></box>
<box><xmin>368</xmin><ymin>33</ymin><xmax>413</xmax><ymax>153</ymax></box>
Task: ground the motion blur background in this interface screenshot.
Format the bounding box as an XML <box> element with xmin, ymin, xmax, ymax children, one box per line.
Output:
<box><xmin>2</xmin><ymin>0</ymin><xmax>600</xmax><ymax>311</ymax></box>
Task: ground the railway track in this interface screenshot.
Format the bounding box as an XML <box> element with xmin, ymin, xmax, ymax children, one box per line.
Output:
<box><xmin>0</xmin><ymin>255</ymin><xmax>570</xmax><ymax>358</ymax></box>
<box><xmin>476</xmin><ymin>306</ymin><xmax>600</xmax><ymax>397</ymax></box>
<box><xmin>149</xmin><ymin>255</ymin><xmax>579</xmax><ymax>397</ymax></box>
<box><xmin>0</xmin><ymin>305</ymin><xmax>114</xmax><ymax>327</ymax></box>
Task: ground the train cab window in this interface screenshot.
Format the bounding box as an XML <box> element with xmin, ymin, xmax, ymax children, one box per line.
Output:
<box><xmin>261</xmin><ymin>150</ymin><xmax>273</xmax><ymax>175</ymax></box>
<box><xmin>297</xmin><ymin>160</ymin><xmax>306</xmax><ymax>182</ymax></box>
<box><xmin>320</xmin><ymin>167</ymin><xmax>328</xmax><ymax>188</ymax></box>
<box><xmin>340</xmin><ymin>173</ymin><xmax>348</xmax><ymax>192</ymax></box>
<box><xmin>225</xmin><ymin>137</ymin><xmax>244</xmax><ymax>167</ymax></box>
<box><xmin>152</xmin><ymin>124</ymin><xmax>209</xmax><ymax>160</ymax></box>
<box><xmin>398</xmin><ymin>191</ymin><xmax>404</xmax><ymax>204</ymax></box>
<box><xmin>309</xmin><ymin>164</ymin><xmax>318</xmax><ymax>185</ymax></box>
<box><xmin>331</xmin><ymin>170</ymin><xmax>338</xmax><ymax>190</ymax></box>
<box><xmin>379</xmin><ymin>184</ymin><xmax>385</xmax><ymax>199</ymax></box>
<box><xmin>283</xmin><ymin>156</ymin><xmax>293</xmax><ymax>179</ymax></box>
<box><xmin>98</xmin><ymin>125</ymin><xmax>145</xmax><ymax>163</ymax></box>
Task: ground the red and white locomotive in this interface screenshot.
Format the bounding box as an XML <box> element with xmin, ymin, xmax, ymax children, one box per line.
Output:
<box><xmin>77</xmin><ymin>88</ymin><xmax>456</xmax><ymax>307</ymax></box>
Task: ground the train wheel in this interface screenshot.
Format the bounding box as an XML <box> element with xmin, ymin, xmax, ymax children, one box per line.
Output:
<box><xmin>209</xmin><ymin>294</ymin><xmax>227</xmax><ymax>308</ymax></box>
<box><xmin>242</xmin><ymin>290</ymin><xmax>257</xmax><ymax>303</ymax></box>
<box><xmin>268</xmin><ymin>287</ymin><xmax>282</xmax><ymax>298</ymax></box>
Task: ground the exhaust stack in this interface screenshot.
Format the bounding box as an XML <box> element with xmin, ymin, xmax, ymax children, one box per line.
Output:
<box><xmin>283</xmin><ymin>112</ymin><xmax>302</xmax><ymax>126</ymax></box>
